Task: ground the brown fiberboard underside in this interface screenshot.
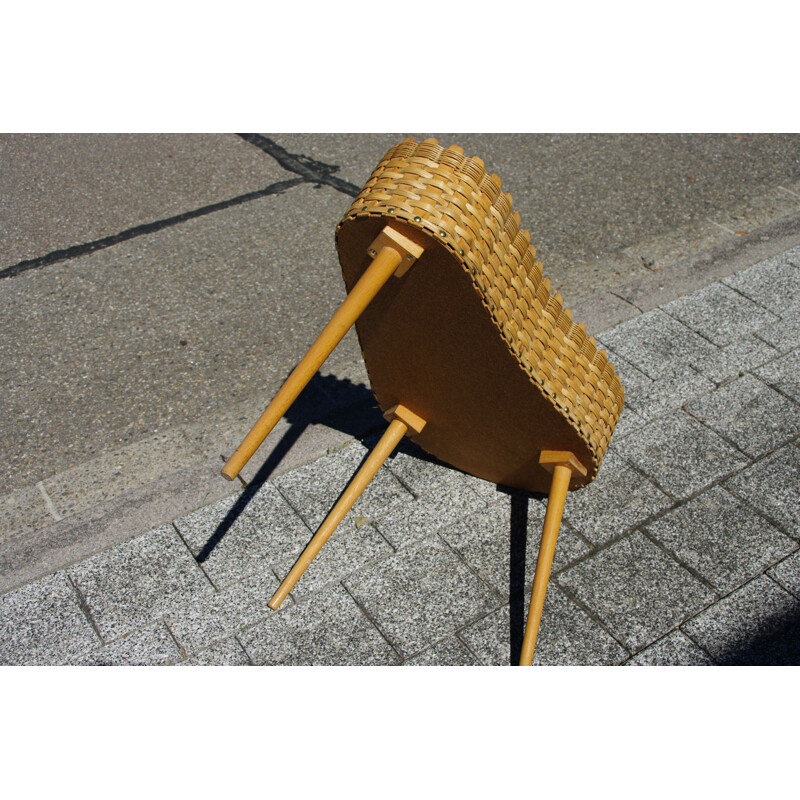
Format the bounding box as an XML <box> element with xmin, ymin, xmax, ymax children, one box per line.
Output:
<box><xmin>337</xmin><ymin>215</ymin><xmax>595</xmax><ymax>494</ymax></box>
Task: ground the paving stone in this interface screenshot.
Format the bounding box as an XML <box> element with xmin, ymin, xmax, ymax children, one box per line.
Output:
<box><xmin>165</xmin><ymin>570</ymin><xmax>281</xmax><ymax>656</ymax></box>
<box><xmin>238</xmin><ymin>583</ymin><xmax>399</xmax><ymax>666</ymax></box>
<box><xmin>71</xmin><ymin>621</ymin><xmax>184</xmax><ymax>665</ymax></box>
<box><xmin>644</xmin><ymin>486</ymin><xmax>797</xmax><ymax>594</ymax></box>
<box><xmin>67</xmin><ymin>524</ymin><xmax>214</xmax><ymax>642</ymax></box>
<box><xmin>754</xmin><ymin>348</ymin><xmax>800</xmax><ymax>404</ymax></box>
<box><xmin>625</xmin><ymin>631</ymin><xmax>715</xmax><ymax>666</ymax></box>
<box><xmin>624</xmin><ymin>367</ymin><xmax>715</xmax><ymax>424</ymax></box>
<box><xmin>724</xmin><ymin>445</ymin><xmax>800</xmax><ymax>535</ymax></box>
<box><xmin>768</xmin><ymin>551</ymin><xmax>800</xmax><ymax>599</ymax></box>
<box><xmin>598</xmin><ymin>309</ymin><xmax>717</xmax><ymax>380</ymax></box>
<box><xmin>174</xmin><ymin>481</ymin><xmax>311</xmax><ymax>589</ymax></box>
<box><xmin>557</xmin><ymin>531</ymin><xmax>716</xmax><ymax>652</ymax></box>
<box><xmin>753</xmin><ymin>301</ymin><xmax>800</xmax><ymax>353</ymax></box>
<box><xmin>374</xmin><ymin>491</ymin><xmax>486</xmax><ymax>550</ymax></box>
<box><xmin>343</xmin><ymin>533</ymin><xmax>500</xmax><ymax>658</ymax></box>
<box><xmin>563</xmin><ymin>451</ymin><xmax>673</xmax><ymax>545</ymax></box>
<box><xmin>610</xmin><ymin>406</ymin><xmax>648</xmax><ymax>441</ymax></box>
<box><xmin>386</xmin><ymin>445</ymin><xmax>485</xmax><ymax>501</ymax></box>
<box><xmin>179</xmin><ymin>636</ymin><xmax>251</xmax><ymax>666</ymax></box>
<box><xmin>0</xmin><ymin>571</ymin><xmax>99</xmax><ymax>665</ymax></box>
<box><xmin>402</xmin><ymin>636</ymin><xmax>480</xmax><ymax>666</ymax></box>
<box><xmin>438</xmin><ymin>495</ymin><xmax>590</xmax><ymax>596</ymax></box>
<box><xmin>662</xmin><ymin>281</ymin><xmax>779</xmax><ymax>346</ymax></box>
<box><xmin>458</xmin><ymin>587</ymin><xmax>627</xmax><ymax>666</ymax></box>
<box><xmin>682</xmin><ymin>574</ymin><xmax>800</xmax><ymax>665</ymax></box>
<box><xmin>722</xmin><ymin>250</ymin><xmax>800</xmax><ymax>314</ymax></box>
<box><xmin>614</xmin><ymin>410</ymin><xmax>748</xmax><ymax>500</ymax></box>
<box><xmin>686</xmin><ymin>375</ymin><xmax>800</xmax><ymax>458</ymax></box>
<box><xmin>272</xmin><ymin>441</ymin><xmax>412</xmax><ymax>529</ymax></box>
<box><xmin>690</xmin><ymin>334</ymin><xmax>779</xmax><ymax>384</ymax></box>
<box><xmin>272</xmin><ymin>520</ymin><xmax>393</xmax><ymax>602</ymax></box>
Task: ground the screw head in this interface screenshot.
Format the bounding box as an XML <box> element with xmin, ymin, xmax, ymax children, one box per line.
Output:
<box><xmin>413</xmin><ymin>216</ymin><xmax>422</xmax><ymax>222</ymax></box>
<box><xmin>369</xmin><ymin>249</ymin><xmax>377</xmax><ymax>256</ymax></box>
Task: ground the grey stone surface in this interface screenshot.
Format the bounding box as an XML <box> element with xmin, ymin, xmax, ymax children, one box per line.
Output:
<box><xmin>0</xmin><ymin>571</ymin><xmax>99</xmax><ymax>665</ymax></box>
<box><xmin>754</xmin><ymin>348</ymin><xmax>800</xmax><ymax>404</ymax></box>
<box><xmin>625</xmin><ymin>631</ymin><xmax>715</xmax><ymax>666</ymax></box>
<box><xmin>0</xmin><ymin>486</ymin><xmax>53</xmax><ymax>543</ymax></box>
<box><xmin>373</xmin><ymin>491</ymin><xmax>486</xmax><ymax>550</ymax></box>
<box><xmin>557</xmin><ymin>532</ymin><xmax>716</xmax><ymax>652</ymax></box>
<box><xmin>272</xmin><ymin>442</ymin><xmax>412</xmax><ymax>530</ymax></box>
<box><xmin>386</xmin><ymin>446</ymin><xmax>487</xmax><ymax>501</ymax></box>
<box><xmin>0</xmin><ymin>457</ymin><xmax>240</xmax><ymax>597</ymax></box>
<box><xmin>458</xmin><ymin>587</ymin><xmax>627</xmax><ymax>666</ymax></box>
<box><xmin>662</xmin><ymin>280</ymin><xmax>780</xmax><ymax>346</ymax></box>
<box><xmin>623</xmin><ymin>367</ymin><xmax>715</xmax><ymax>424</ymax></box>
<box><xmin>682</xmin><ymin>574</ymin><xmax>800</xmax><ymax>665</ymax></box>
<box><xmin>690</xmin><ymin>334</ymin><xmax>779</xmax><ymax>384</ymax></box>
<box><xmin>610</xmin><ymin>212</ymin><xmax>800</xmax><ymax>314</ymax></box>
<box><xmin>753</xmin><ymin>302</ymin><xmax>800</xmax><ymax>353</ymax></box>
<box><xmin>686</xmin><ymin>375</ymin><xmax>799</xmax><ymax>458</ymax></box>
<box><xmin>238</xmin><ymin>583</ymin><xmax>399</xmax><ymax>666</ymax></box>
<box><xmin>610</xmin><ymin>406</ymin><xmax>648</xmax><ymax>441</ymax></box>
<box><xmin>41</xmin><ymin>429</ymin><xmax>203</xmax><ymax>519</ymax></box>
<box><xmin>179</xmin><ymin>636</ymin><xmax>251</xmax><ymax>666</ymax></box>
<box><xmin>724</xmin><ymin>445</ymin><xmax>800</xmax><ymax>534</ymax></box>
<box><xmin>71</xmin><ymin>621</ymin><xmax>184</xmax><ymax>666</ymax></box>
<box><xmin>67</xmin><ymin>524</ymin><xmax>214</xmax><ymax>642</ymax></box>
<box><xmin>0</xmin><ymin>181</ymin><xmax>355</xmax><ymax>492</ymax></box>
<box><xmin>711</xmin><ymin>187</ymin><xmax>800</xmax><ymax>234</ymax></box>
<box><xmin>645</xmin><ymin>486</ymin><xmax>797</xmax><ymax>594</ymax></box>
<box><xmin>722</xmin><ymin>247</ymin><xmax>800</xmax><ymax>313</ymax></box>
<box><xmin>598</xmin><ymin>310</ymin><xmax>717</xmax><ymax>380</ymax></box>
<box><xmin>164</xmin><ymin>569</ymin><xmax>282</xmax><ymax>656</ymax></box>
<box><xmin>272</xmin><ymin>520</ymin><xmax>392</xmax><ymax>602</ymax></box>
<box><xmin>402</xmin><ymin>636</ymin><xmax>481</xmax><ymax>666</ymax></box>
<box><xmin>563</xmin><ymin>451</ymin><xmax>673</xmax><ymax>545</ymax></box>
<box><xmin>768</xmin><ymin>551</ymin><xmax>800</xmax><ymax>599</ymax></box>
<box><xmin>438</xmin><ymin>495</ymin><xmax>590</xmax><ymax>597</ymax></box>
<box><xmin>0</xmin><ymin>133</ymin><xmax>288</xmax><ymax>267</ymax></box>
<box><xmin>614</xmin><ymin>410</ymin><xmax>749</xmax><ymax>500</ymax></box>
<box><xmin>343</xmin><ymin>533</ymin><xmax>500</xmax><ymax>658</ymax></box>
<box><xmin>174</xmin><ymin>481</ymin><xmax>311</xmax><ymax>589</ymax></box>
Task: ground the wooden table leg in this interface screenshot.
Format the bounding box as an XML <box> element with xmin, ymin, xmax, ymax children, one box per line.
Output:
<box><xmin>519</xmin><ymin>451</ymin><xmax>587</xmax><ymax>666</ymax></box>
<box><xmin>221</xmin><ymin>226</ymin><xmax>424</xmax><ymax>481</ymax></box>
<box><xmin>268</xmin><ymin>404</ymin><xmax>426</xmax><ymax>610</ymax></box>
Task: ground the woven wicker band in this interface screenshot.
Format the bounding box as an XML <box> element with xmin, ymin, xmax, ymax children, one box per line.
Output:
<box><xmin>336</xmin><ymin>138</ymin><xmax>624</xmax><ymax>486</ymax></box>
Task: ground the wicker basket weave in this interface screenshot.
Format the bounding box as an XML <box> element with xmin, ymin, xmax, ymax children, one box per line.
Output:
<box><xmin>336</xmin><ymin>138</ymin><xmax>624</xmax><ymax>488</ymax></box>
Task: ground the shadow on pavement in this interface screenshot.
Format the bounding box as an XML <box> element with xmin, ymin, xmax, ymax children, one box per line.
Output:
<box><xmin>715</xmin><ymin>608</ymin><xmax>800</xmax><ymax>665</ymax></box>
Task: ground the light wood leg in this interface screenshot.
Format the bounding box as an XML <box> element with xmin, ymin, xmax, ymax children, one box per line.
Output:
<box><xmin>268</xmin><ymin>404</ymin><xmax>426</xmax><ymax>610</ymax></box>
<box><xmin>519</xmin><ymin>451</ymin><xmax>587</xmax><ymax>666</ymax></box>
<box><xmin>221</xmin><ymin>226</ymin><xmax>424</xmax><ymax>481</ymax></box>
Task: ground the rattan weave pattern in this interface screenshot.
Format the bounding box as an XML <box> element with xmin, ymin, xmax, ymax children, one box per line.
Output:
<box><xmin>336</xmin><ymin>138</ymin><xmax>624</xmax><ymax>473</ymax></box>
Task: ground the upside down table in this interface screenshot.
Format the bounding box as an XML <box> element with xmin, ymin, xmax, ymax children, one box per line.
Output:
<box><xmin>221</xmin><ymin>138</ymin><xmax>624</xmax><ymax>665</ymax></box>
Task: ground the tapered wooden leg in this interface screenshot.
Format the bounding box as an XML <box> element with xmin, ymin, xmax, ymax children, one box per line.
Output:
<box><xmin>221</xmin><ymin>226</ymin><xmax>424</xmax><ymax>481</ymax></box>
<box><xmin>519</xmin><ymin>451</ymin><xmax>587</xmax><ymax>666</ymax></box>
<box><xmin>268</xmin><ymin>404</ymin><xmax>426</xmax><ymax>610</ymax></box>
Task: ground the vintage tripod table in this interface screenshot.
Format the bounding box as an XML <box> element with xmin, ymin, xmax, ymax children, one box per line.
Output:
<box><xmin>222</xmin><ymin>138</ymin><xmax>624</xmax><ymax>665</ymax></box>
